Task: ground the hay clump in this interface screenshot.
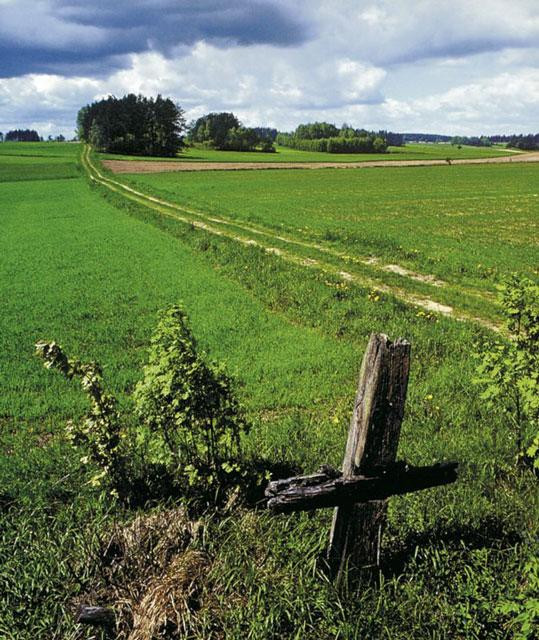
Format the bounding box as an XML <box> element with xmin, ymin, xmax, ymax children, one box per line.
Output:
<box><xmin>129</xmin><ymin>550</ymin><xmax>209</xmax><ymax>640</ymax></box>
<box><xmin>79</xmin><ymin>507</ymin><xmax>206</xmax><ymax>638</ymax></box>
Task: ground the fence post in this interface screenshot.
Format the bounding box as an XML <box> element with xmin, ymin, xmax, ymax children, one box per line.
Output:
<box><xmin>327</xmin><ymin>333</ymin><xmax>411</xmax><ymax>581</ymax></box>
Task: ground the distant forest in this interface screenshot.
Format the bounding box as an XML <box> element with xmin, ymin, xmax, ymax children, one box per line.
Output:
<box><xmin>3</xmin><ymin>129</ymin><xmax>40</xmax><ymax>142</ymax></box>
<box><xmin>404</xmin><ymin>132</ymin><xmax>539</xmax><ymax>150</ymax></box>
<box><xmin>275</xmin><ymin>122</ymin><xmax>398</xmax><ymax>154</ymax></box>
<box><xmin>5</xmin><ymin>95</ymin><xmax>537</xmax><ymax>155</ymax></box>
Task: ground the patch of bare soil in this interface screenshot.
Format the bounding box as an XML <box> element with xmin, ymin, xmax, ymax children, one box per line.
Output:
<box><xmin>103</xmin><ymin>152</ymin><xmax>539</xmax><ymax>174</ymax></box>
<box><xmin>383</xmin><ymin>264</ymin><xmax>445</xmax><ymax>287</ymax></box>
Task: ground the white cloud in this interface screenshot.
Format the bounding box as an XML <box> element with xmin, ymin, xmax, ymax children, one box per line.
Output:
<box><xmin>376</xmin><ymin>69</ymin><xmax>539</xmax><ymax>134</ymax></box>
<box><xmin>0</xmin><ymin>1</ymin><xmax>538</xmax><ymax>136</ymax></box>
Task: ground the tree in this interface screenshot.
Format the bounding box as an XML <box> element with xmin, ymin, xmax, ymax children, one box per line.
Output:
<box><xmin>189</xmin><ymin>112</ymin><xmax>240</xmax><ymax>148</ymax></box>
<box><xmin>188</xmin><ymin>112</ymin><xmax>274</xmax><ymax>152</ymax></box>
<box><xmin>5</xmin><ymin>129</ymin><xmax>40</xmax><ymax>142</ymax></box>
<box><xmin>77</xmin><ymin>94</ymin><xmax>186</xmax><ymax>157</ymax></box>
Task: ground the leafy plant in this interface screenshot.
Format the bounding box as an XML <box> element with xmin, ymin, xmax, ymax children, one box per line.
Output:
<box><xmin>497</xmin><ymin>554</ymin><xmax>539</xmax><ymax>639</ymax></box>
<box><xmin>35</xmin><ymin>340</ymin><xmax>126</xmax><ymax>495</ymax></box>
<box><xmin>36</xmin><ymin>305</ymin><xmax>249</xmax><ymax>500</ymax></box>
<box><xmin>473</xmin><ymin>275</ymin><xmax>539</xmax><ymax>467</ymax></box>
<box><xmin>134</xmin><ymin>305</ymin><xmax>248</xmax><ymax>490</ymax></box>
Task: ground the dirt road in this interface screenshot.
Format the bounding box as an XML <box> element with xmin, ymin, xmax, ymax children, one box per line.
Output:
<box><xmin>102</xmin><ymin>151</ymin><xmax>539</xmax><ymax>174</ymax></box>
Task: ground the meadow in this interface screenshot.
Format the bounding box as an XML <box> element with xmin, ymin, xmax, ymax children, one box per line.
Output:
<box><xmin>0</xmin><ymin>142</ymin><xmax>537</xmax><ymax>638</ymax></box>
<box><xmin>108</xmin><ymin>157</ymin><xmax>538</xmax><ymax>328</ymax></box>
<box><xmin>100</xmin><ymin>141</ymin><xmax>516</xmax><ymax>163</ymax></box>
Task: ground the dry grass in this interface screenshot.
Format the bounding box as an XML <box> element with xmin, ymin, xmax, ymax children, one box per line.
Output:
<box><xmin>129</xmin><ymin>550</ymin><xmax>209</xmax><ymax>640</ymax></box>
<box><xmin>78</xmin><ymin>507</ymin><xmax>207</xmax><ymax>639</ymax></box>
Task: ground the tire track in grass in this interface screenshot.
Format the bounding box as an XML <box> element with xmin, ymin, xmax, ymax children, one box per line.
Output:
<box><xmin>82</xmin><ymin>145</ymin><xmax>500</xmax><ymax>332</ymax></box>
<box><xmin>87</xmin><ymin>146</ymin><xmax>497</xmax><ymax>301</ymax></box>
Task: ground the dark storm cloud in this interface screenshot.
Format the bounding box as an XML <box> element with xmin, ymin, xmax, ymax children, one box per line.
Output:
<box><xmin>0</xmin><ymin>0</ymin><xmax>310</xmax><ymax>78</ymax></box>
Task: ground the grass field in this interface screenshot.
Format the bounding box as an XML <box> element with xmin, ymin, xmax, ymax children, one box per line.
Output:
<box><xmin>103</xmin><ymin>154</ymin><xmax>538</xmax><ymax>329</ymax></box>
<box><xmin>1</xmin><ymin>142</ymin><xmax>538</xmax><ymax>638</ymax></box>
<box><xmin>0</xmin><ymin>142</ymin><xmax>81</xmax><ymax>182</ymax></box>
<box><xmin>99</xmin><ymin>141</ymin><xmax>517</xmax><ymax>163</ymax></box>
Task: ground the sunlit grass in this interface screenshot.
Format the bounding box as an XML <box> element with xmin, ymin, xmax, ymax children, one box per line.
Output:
<box><xmin>0</xmin><ymin>143</ymin><xmax>536</xmax><ymax>638</ymax></box>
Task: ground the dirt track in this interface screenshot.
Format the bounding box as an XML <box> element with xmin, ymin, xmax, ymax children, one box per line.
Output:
<box><xmin>103</xmin><ymin>151</ymin><xmax>539</xmax><ymax>174</ymax></box>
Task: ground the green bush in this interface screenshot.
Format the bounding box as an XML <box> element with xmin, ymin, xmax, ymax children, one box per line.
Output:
<box><xmin>134</xmin><ymin>305</ymin><xmax>249</xmax><ymax>489</ymax></box>
<box><xmin>473</xmin><ymin>275</ymin><xmax>539</xmax><ymax>467</ymax></box>
<box><xmin>278</xmin><ymin>135</ymin><xmax>387</xmax><ymax>154</ymax></box>
<box><xmin>34</xmin><ymin>341</ymin><xmax>126</xmax><ymax>495</ymax></box>
<box><xmin>36</xmin><ymin>305</ymin><xmax>249</xmax><ymax>501</ymax></box>
<box><xmin>497</xmin><ymin>553</ymin><xmax>539</xmax><ymax>639</ymax></box>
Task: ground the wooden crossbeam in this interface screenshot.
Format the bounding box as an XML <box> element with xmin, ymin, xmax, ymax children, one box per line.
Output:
<box><xmin>265</xmin><ymin>333</ymin><xmax>459</xmax><ymax>582</ymax></box>
<box><xmin>266</xmin><ymin>462</ymin><xmax>458</xmax><ymax>513</ymax></box>
<box><xmin>327</xmin><ymin>333</ymin><xmax>412</xmax><ymax>579</ymax></box>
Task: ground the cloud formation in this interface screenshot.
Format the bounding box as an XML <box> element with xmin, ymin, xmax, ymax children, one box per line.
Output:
<box><xmin>0</xmin><ymin>1</ymin><xmax>538</xmax><ymax>136</ymax></box>
<box><xmin>0</xmin><ymin>0</ymin><xmax>310</xmax><ymax>77</ymax></box>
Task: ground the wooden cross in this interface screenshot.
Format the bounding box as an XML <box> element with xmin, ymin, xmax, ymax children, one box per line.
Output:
<box><xmin>266</xmin><ymin>333</ymin><xmax>458</xmax><ymax>581</ymax></box>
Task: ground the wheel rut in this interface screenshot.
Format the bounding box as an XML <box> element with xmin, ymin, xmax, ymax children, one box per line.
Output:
<box><xmin>82</xmin><ymin>145</ymin><xmax>500</xmax><ymax>332</ymax></box>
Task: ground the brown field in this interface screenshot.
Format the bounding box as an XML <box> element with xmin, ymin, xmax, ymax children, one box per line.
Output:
<box><xmin>103</xmin><ymin>151</ymin><xmax>539</xmax><ymax>173</ymax></box>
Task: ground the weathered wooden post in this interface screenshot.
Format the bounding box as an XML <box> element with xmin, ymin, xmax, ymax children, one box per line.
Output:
<box><xmin>327</xmin><ymin>333</ymin><xmax>410</xmax><ymax>580</ymax></box>
<box><xmin>266</xmin><ymin>333</ymin><xmax>458</xmax><ymax>582</ymax></box>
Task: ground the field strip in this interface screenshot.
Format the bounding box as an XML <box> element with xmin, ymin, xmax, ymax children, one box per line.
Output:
<box><xmin>83</xmin><ymin>146</ymin><xmax>500</xmax><ymax>331</ymax></box>
<box><xmin>102</xmin><ymin>151</ymin><xmax>539</xmax><ymax>174</ymax></box>
<box><xmin>89</xmin><ymin>148</ymin><xmax>499</xmax><ymax>299</ymax></box>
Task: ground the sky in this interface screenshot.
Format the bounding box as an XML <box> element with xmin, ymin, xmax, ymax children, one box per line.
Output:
<box><xmin>0</xmin><ymin>0</ymin><xmax>538</xmax><ymax>138</ymax></box>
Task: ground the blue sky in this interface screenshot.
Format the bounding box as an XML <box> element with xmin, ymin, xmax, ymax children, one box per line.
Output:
<box><xmin>0</xmin><ymin>0</ymin><xmax>538</xmax><ymax>138</ymax></box>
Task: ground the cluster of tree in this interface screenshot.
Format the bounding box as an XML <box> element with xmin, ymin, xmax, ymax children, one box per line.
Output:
<box><xmin>188</xmin><ymin>112</ymin><xmax>275</xmax><ymax>152</ymax></box>
<box><xmin>252</xmin><ymin>127</ymin><xmax>278</xmax><ymax>141</ymax></box>
<box><xmin>47</xmin><ymin>134</ymin><xmax>66</xmax><ymax>142</ymax></box>
<box><xmin>505</xmin><ymin>133</ymin><xmax>539</xmax><ymax>151</ymax></box>
<box><xmin>276</xmin><ymin>122</ymin><xmax>387</xmax><ymax>153</ymax></box>
<box><xmin>4</xmin><ymin>129</ymin><xmax>41</xmax><ymax>142</ymax></box>
<box><xmin>77</xmin><ymin>94</ymin><xmax>186</xmax><ymax>157</ymax></box>
<box><xmin>403</xmin><ymin>133</ymin><xmax>452</xmax><ymax>143</ymax></box>
<box><xmin>451</xmin><ymin>135</ymin><xmax>492</xmax><ymax>147</ymax></box>
<box><xmin>380</xmin><ymin>130</ymin><xmax>405</xmax><ymax>146</ymax></box>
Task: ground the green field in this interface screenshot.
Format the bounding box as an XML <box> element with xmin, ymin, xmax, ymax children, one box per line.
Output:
<box><xmin>104</xmin><ymin>156</ymin><xmax>538</xmax><ymax>328</ymax></box>
<box><xmin>1</xmin><ymin>143</ymin><xmax>538</xmax><ymax>638</ymax></box>
<box><xmin>0</xmin><ymin>142</ymin><xmax>81</xmax><ymax>182</ymax></box>
<box><xmin>99</xmin><ymin>141</ymin><xmax>517</xmax><ymax>163</ymax></box>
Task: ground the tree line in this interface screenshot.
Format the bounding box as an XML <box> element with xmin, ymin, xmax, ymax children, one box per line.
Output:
<box><xmin>3</xmin><ymin>129</ymin><xmax>41</xmax><ymax>142</ymax></box>
<box><xmin>451</xmin><ymin>135</ymin><xmax>492</xmax><ymax>147</ymax></box>
<box><xmin>77</xmin><ymin>94</ymin><xmax>186</xmax><ymax>157</ymax></box>
<box><xmin>275</xmin><ymin>122</ymin><xmax>391</xmax><ymax>154</ymax></box>
<box><xmin>187</xmin><ymin>112</ymin><xmax>275</xmax><ymax>152</ymax></box>
<box><xmin>504</xmin><ymin>134</ymin><xmax>539</xmax><ymax>151</ymax></box>
<box><xmin>405</xmin><ymin>132</ymin><xmax>538</xmax><ymax>150</ymax></box>
<box><xmin>449</xmin><ymin>133</ymin><xmax>538</xmax><ymax>150</ymax></box>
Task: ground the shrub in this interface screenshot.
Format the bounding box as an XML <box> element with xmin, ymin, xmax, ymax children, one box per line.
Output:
<box><xmin>35</xmin><ymin>341</ymin><xmax>127</xmax><ymax>496</ymax></box>
<box><xmin>497</xmin><ymin>553</ymin><xmax>539</xmax><ymax>639</ymax></box>
<box><xmin>36</xmin><ymin>305</ymin><xmax>249</xmax><ymax>502</ymax></box>
<box><xmin>473</xmin><ymin>275</ymin><xmax>539</xmax><ymax>467</ymax></box>
<box><xmin>134</xmin><ymin>305</ymin><xmax>249</xmax><ymax>490</ymax></box>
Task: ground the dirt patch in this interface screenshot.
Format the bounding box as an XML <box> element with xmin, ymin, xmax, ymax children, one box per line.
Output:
<box><xmin>383</xmin><ymin>264</ymin><xmax>445</xmax><ymax>287</ymax></box>
<box><xmin>103</xmin><ymin>152</ymin><xmax>539</xmax><ymax>174</ymax></box>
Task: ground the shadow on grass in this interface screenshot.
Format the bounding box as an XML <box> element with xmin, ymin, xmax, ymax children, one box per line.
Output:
<box><xmin>381</xmin><ymin>516</ymin><xmax>523</xmax><ymax>579</ymax></box>
<box><xmin>117</xmin><ymin>457</ymin><xmax>301</xmax><ymax>513</ymax></box>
